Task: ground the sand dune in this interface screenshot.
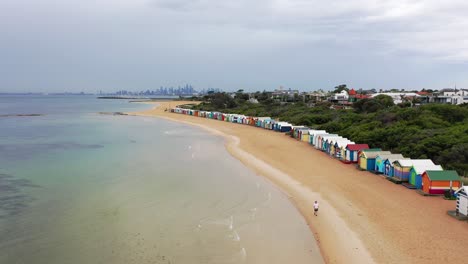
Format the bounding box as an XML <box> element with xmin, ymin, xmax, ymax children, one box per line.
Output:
<box><xmin>131</xmin><ymin>101</ymin><xmax>468</xmax><ymax>264</ymax></box>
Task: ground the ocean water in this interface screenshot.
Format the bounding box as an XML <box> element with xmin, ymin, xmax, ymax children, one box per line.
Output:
<box><xmin>0</xmin><ymin>95</ymin><xmax>323</xmax><ymax>264</ymax></box>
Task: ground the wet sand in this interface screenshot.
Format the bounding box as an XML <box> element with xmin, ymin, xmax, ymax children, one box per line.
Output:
<box><xmin>132</xmin><ymin>101</ymin><xmax>468</xmax><ymax>264</ymax></box>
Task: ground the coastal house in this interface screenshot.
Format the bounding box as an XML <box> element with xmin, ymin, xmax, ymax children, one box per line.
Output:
<box><xmin>455</xmin><ymin>186</ymin><xmax>468</xmax><ymax>217</ymax></box>
<box><xmin>383</xmin><ymin>157</ymin><xmax>409</xmax><ymax>177</ymax></box>
<box><xmin>264</xmin><ymin>118</ymin><xmax>273</xmax><ymax>128</ymax></box>
<box><xmin>369</xmin><ymin>92</ymin><xmax>420</xmax><ymax>104</ymax></box>
<box><xmin>265</xmin><ymin>119</ymin><xmax>273</xmax><ymax>129</ymax></box>
<box><xmin>241</xmin><ymin>116</ymin><xmax>248</xmax><ymax>124</ymax></box>
<box><xmin>421</xmin><ymin>170</ymin><xmax>461</xmax><ymax>195</ymax></box>
<box><xmin>327</xmin><ymin>138</ymin><xmax>350</xmax><ymax>156</ymax></box>
<box><xmin>431</xmin><ymin>89</ymin><xmax>468</xmax><ymax>105</ymax></box>
<box><xmin>295</xmin><ymin>127</ymin><xmax>310</xmax><ymax>140</ymax></box>
<box><xmin>248</xmin><ymin>116</ymin><xmax>255</xmax><ymax>125</ymax></box>
<box><xmin>359</xmin><ymin>150</ymin><xmax>391</xmax><ymax>171</ymax></box>
<box><xmin>312</xmin><ymin>133</ymin><xmax>329</xmax><ymax>147</ymax></box>
<box><xmin>323</xmin><ymin>137</ymin><xmax>344</xmax><ymax>153</ymax></box>
<box><xmin>409</xmin><ymin>161</ymin><xmax>443</xmax><ymax>189</ymax></box>
<box><xmin>256</xmin><ymin>117</ymin><xmax>271</xmax><ymax>127</ymax></box>
<box><xmin>392</xmin><ymin>159</ymin><xmax>441</xmax><ymax>184</ymax></box>
<box><xmin>275</xmin><ymin>122</ymin><xmax>292</xmax><ymax>132</ymax></box>
<box><xmin>265</xmin><ymin>119</ymin><xmax>275</xmax><ymax>130</ymax></box>
<box><xmin>375</xmin><ymin>154</ymin><xmax>405</xmax><ymax>174</ymax></box>
<box><xmin>315</xmin><ymin>134</ymin><xmax>338</xmax><ymax>149</ymax></box>
<box><xmin>272</xmin><ymin>121</ymin><xmax>280</xmax><ymax>131</ymax></box>
<box><xmin>295</xmin><ymin>127</ymin><xmax>309</xmax><ymax>139</ymax></box>
<box><xmin>333</xmin><ymin>140</ymin><xmax>354</xmax><ymax>159</ymax></box>
<box><xmin>344</xmin><ymin>144</ymin><xmax>370</xmax><ymax>163</ymax></box>
<box><xmin>320</xmin><ymin>135</ymin><xmax>343</xmax><ymax>152</ymax></box>
<box><xmin>328</xmin><ymin>90</ymin><xmax>350</xmax><ymax>105</ymax></box>
<box><xmin>393</xmin><ymin>159</ymin><xmax>415</xmax><ymax>181</ymax></box>
<box><xmin>300</xmin><ymin>130</ymin><xmax>314</xmax><ymax>143</ymax></box>
<box><xmin>308</xmin><ymin>130</ymin><xmax>327</xmax><ymax>145</ymax></box>
<box><xmin>291</xmin><ymin>126</ymin><xmax>307</xmax><ymax>138</ymax></box>
<box><xmin>237</xmin><ymin>115</ymin><xmax>246</xmax><ymax>124</ymax></box>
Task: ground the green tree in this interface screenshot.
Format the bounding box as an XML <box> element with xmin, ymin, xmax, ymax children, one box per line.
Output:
<box><xmin>333</xmin><ymin>84</ymin><xmax>349</xmax><ymax>93</ymax></box>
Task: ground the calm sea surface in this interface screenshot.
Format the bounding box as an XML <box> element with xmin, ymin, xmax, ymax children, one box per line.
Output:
<box><xmin>0</xmin><ymin>95</ymin><xmax>323</xmax><ymax>264</ymax></box>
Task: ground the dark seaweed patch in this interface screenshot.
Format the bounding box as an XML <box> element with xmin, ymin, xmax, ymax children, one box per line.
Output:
<box><xmin>0</xmin><ymin>173</ymin><xmax>39</xmax><ymax>219</ymax></box>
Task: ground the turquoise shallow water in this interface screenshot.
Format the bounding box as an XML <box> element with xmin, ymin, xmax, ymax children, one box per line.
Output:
<box><xmin>0</xmin><ymin>96</ymin><xmax>323</xmax><ymax>263</ymax></box>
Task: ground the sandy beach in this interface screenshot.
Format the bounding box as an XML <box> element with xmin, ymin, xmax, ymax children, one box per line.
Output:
<box><xmin>132</xmin><ymin>101</ymin><xmax>468</xmax><ymax>264</ymax></box>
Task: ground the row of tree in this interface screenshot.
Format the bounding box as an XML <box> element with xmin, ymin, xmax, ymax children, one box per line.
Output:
<box><xmin>191</xmin><ymin>92</ymin><xmax>468</xmax><ymax>176</ymax></box>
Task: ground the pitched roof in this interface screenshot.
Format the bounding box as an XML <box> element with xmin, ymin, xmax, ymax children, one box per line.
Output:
<box><xmin>308</xmin><ymin>130</ymin><xmax>327</xmax><ymax>134</ymax></box>
<box><xmin>376</xmin><ymin>154</ymin><xmax>405</xmax><ymax>160</ymax></box>
<box><xmin>393</xmin><ymin>159</ymin><xmax>432</xmax><ymax>167</ymax></box>
<box><xmin>456</xmin><ymin>186</ymin><xmax>468</xmax><ymax>195</ymax></box>
<box><xmin>361</xmin><ymin>151</ymin><xmax>392</xmax><ymax>159</ymax></box>
<box><xmin>425</xmin><ymin>170</ymin><xmax>460</xmax><ymax>181</ymax></box>
<box><xmin>410</xmin><ymin>160</ymin><xmax>443</xmax><ymax>174</ymax></box>
<box><xmin>386</xmin><ymin>157</ymin><xmax>409</xmax><ymax>164</ymax></box>
<box><xmin>335</xmin><ymin>140</ymin><xmax>355</xmax><ymax>148</ymax></box>
<box><xmin>346</xmin><ymin>144</ymin><xmax>370</xmax><ymax>151</ymax></box>
<box><xmin>324</xmin><ymin>137</ymin><xmax>346</xmax><ymax>144</ymax></box>
<box><xmin>353</xmin><ymin>94</ymin><xmax>371</xmax><ymax>99</ymax></box>
<box><xmin>317</xmin><ymin>134</ymin><xmax>338</xmax><ymax>138</ymax></box>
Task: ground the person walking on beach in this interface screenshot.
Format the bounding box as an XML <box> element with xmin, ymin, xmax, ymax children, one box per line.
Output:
<box><xmin>313</xmin><ymin>201</ymin><xmax>319</xmax><ymax>216</ymax></box>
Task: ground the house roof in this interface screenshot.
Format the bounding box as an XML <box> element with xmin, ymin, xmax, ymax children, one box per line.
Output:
<box><xmin>323</xmin><ymin>136</ymin><xmax>345</xmax><ymax>142</ymax></box>
<box><xmin>308</xmin><ymin>130</ymin><xmax>326</xmax><ymax>134</ymax></box>
<box><xmin>311</xmin><ymin>132</ymin><xmax>329</xmax><ymax>137</ymax></box>
<box><xmin>353</xmin><ymin>94</ymin><xmax>372</xmax><ymax>99</ymax></box>
<box><xmin>346</xmin><ymin>144</ymin><xmax>370</xmax><ymax>151</ymax></box>
<box><xmin>409</xmin><ymin>160</ymin><xmax>442</xmax><ymax>174</ymax></box>
<box><xmin>456</xmin><ymin>186</ymin><xmax>468</xmax><ymax>195</ymax></box>
<box><xmin>309</xmin><ymin>129</ymin><xmax>326</xmax><ymax>134</ymax></box>
<box><xmin>424</xmin><ymin>170</ymin><xmax>460</xmax><ymax>181</ymax></box>
<box><xmin>385</xmin><ymin>157</ymin><xmax>409</xmax><ymax>164</ymax></box>
<box><xmin>377</xmin><ymin>154</ymin><xmax>405</xmax><ymax>161</ymax></box>
<box><xmin>335</xmin><ymin>140</ymin><xmax>355</xmax><ymax>148</ymax></box>
<box><xmin>361</xmin><ymin>151</ymin><xmax>392</xmax><ymax>159</ymax></box>
<box><xmin>317</xmin><ymin>134</ymin><xmax>338</xmax><ymax>138</ymax></box>
<box><xmin>393</xmin><ymin>159</ymin><xmax>430</xmax><ymax>167</ymax></box>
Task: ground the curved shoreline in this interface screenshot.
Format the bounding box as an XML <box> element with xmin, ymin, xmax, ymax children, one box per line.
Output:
<box><xmin>129</xmin><ymin>103</ymin><xmax>374</xmax><ymax>263</ymax></box>
<box><xmin>129</xmin><ymin>101</ymin><xmax>468</xmax><ymax>264</ymax></box>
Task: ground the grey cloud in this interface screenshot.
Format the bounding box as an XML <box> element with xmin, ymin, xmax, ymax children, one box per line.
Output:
<box><xmin>0</xmin><ymin>0</ymin><xmax>467</xmax><ymax>92</ymax></box>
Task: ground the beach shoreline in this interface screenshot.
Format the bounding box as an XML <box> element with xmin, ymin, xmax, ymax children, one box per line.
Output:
<box><xmin>130</xmin><ymin>101</ymin><xmax>468</xmax><ymax>264</ymax></box>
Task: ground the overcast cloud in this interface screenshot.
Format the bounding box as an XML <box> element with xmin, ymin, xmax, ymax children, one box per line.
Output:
<box><xmin>1</xmin><ymin>0</ymin><xmax>467</xmax><ymax>92</ymax></box>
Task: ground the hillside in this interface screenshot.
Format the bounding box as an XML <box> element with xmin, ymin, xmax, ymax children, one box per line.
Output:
<box><xmin>190</xmin><ymin>93</ymin><xmax>468</xmax><ymax>176</ymax></box>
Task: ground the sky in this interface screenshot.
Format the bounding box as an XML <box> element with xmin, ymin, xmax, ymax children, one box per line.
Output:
<box><xmin>1</xmin><ymin>0</ymin><xmax>468</xmax><ymax>92</ymax></box>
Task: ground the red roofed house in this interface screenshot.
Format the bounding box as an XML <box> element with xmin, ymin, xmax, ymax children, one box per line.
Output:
<box><xmin>344</xmin><ymin>144</ymin><xmax>369</xmax><ymax>163</ymax></box>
